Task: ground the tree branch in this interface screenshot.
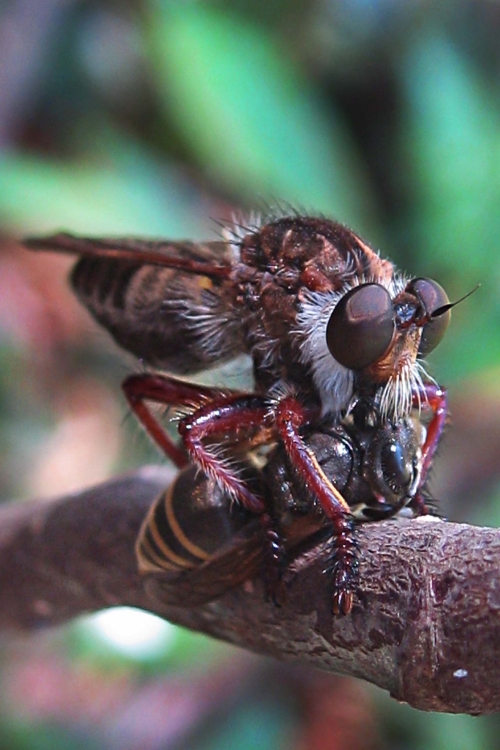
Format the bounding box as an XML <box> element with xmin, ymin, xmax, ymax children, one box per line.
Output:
<box><xmin>1</xmin><ymin>467</ymin><xmax>499</xmax><ymax>715</ymax></box>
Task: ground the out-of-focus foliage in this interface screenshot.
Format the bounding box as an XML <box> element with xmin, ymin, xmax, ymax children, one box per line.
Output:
<box><xmin>146</xmin><ymin>3</ymin><xmax>374</xmax><ymax>221</ymax></box>
<box><xmin>1</xmin><ymin>1</ymin><xmax>500</xmax><ymax>748</ymax></box>
<box><xmin>401</xmin><ymin>34</ymin><xmax>500</xmax><ymax>383</ymax></box>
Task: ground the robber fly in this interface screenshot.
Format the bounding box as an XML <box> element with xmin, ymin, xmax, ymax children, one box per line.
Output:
<box><xmin>25</xmin><ymin>214</ymin><xmax>450</xmax><ymax>613</ymax></box>
<box><xmin>136</xmin><ymin>400</ymin><xmax>437</xmax><ymax>608</ymax></box>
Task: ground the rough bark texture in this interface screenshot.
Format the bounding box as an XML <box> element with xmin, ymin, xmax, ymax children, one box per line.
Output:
<box><xmin>1</xmin><ymin>466</ymin><xmax>499</xmax><ymax>715</ymax></box>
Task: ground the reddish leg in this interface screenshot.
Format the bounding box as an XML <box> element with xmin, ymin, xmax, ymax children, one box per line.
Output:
<box><xmin>177</xmin><ymin>396</ymin><xmax>290</xmax><ymax>599</ymax></box>
<box><xmin>123</xmin><ymin>373</ymin><xmax>238</xmax><ymax>469</ymax></box>
<box><xmin>411</xmin><ymin>384</ymin><xmax>448</xmax><ymax>515</ymax></box>
<box><xmin>123</xmin><ymin>373</ymin><xmax>285</xmax><ymax>596</ymax></box>
<box><xmin>178</xmin><ymin>396</ymin><xmax>272</xmax><ymax>515</ymax></box>
<box><xmin>274</xmin><ymin>397</ymin><xmax>359</xmax><ymax>616</ymax></box>
<box><xmin>416</xmin><ymin>384</ymin><xmax>448</xmax><ymax>481</ymax></box>
<box><xmin>123</xmin><ymin>373</ymin><xmax>269</xmax><ymax>511</ymax></box>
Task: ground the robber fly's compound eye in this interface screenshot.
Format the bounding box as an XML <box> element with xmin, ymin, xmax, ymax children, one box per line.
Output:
<box><xmin>409</xmin><ymin>278</ymin><xmax>451</xmax><ymax>356</ymax></box>
<box><xmin>326</xmin><ymin>283</ymin><xmax>395</xmax><ymax>370</ymax></box>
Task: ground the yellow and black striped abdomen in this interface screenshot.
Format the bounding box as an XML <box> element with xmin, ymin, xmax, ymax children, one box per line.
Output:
<box><xmin>136</xmin><ymin>466</ymin><xmax>253</xmax><ymax>575</ymax></box>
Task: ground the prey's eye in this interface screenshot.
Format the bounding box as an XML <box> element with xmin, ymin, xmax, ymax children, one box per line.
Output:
<box><xmin>380</xmin><ymin>440</ymin><xmax>412</xmax><ymax>495</ymax></box>
<box><xmin>408</xmin><ymin>278</ymin><xmax>451</xmax><ymax>356</ymax></box>
<box><xmin>326</xmin><ymin>283</ymin><xmax>395</xmax><ymax>370</ymax></box>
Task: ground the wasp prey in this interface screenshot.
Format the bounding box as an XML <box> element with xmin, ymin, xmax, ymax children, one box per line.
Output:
<box><xmin>136</xmin><ymin>398</ymin><xmax>441</xmax><ymax>609</ymax></box>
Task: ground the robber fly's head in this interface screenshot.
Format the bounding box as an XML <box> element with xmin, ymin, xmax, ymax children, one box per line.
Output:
<box><xmin>326</xmin><ymin>277</ymin><xmax>450</xmax><ymax>373</ymax></box>
<box><xmin>329</xmin><ymin>277</ymin><xmax>450</xmax><ymax>410</ymax></box>
<box><xmin>299</xmin><ymin>275</ymin><xmax>451</xmax><ymax>420</ymax></box>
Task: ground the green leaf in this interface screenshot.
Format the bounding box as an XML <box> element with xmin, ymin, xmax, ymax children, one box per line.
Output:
<box><xmin>401</xmin><ymin>34</ymin><xmax>500</xmax><ymax>382</ymax></box>
<box><xmin>402</xmin><ymin>34</ymin><xmax>500</xmax><ymax>278</ymax></box>
<box><xmin>0</xmin><ymin>148</ymin><xmax>203</xmax><ymax>237</ymax></box>
<box><xmin>145</xmin><ymin>3</ymin><xmax>374</xmax><ymax>227</ymax></box>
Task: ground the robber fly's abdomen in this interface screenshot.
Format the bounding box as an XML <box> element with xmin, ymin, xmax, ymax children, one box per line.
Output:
<box><xmin>71</xmin><ymin>256</ymin><xmax>243</xmax><ymax>373</ymax></box>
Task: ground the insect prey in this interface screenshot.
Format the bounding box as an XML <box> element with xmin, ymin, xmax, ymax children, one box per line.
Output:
<box><xmin>136</xmin><ymin>399</ymin><xmax>439</xmax><ymax>609</ymax></box>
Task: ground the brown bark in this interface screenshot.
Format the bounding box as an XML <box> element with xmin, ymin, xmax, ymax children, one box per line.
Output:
<box><xmin>0</xmin><ymin>466</ymin><xmax>499</xmax><ymax>715</ymax></box>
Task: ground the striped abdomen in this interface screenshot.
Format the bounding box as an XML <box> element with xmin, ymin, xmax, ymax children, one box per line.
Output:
<box><xmin>70</xmin><ymin>243</ymin><xmax>242</xmax><ymax>373</ymax></box>
<box><xmin>136</xmin><ymin>465</ymin><xmax>253</xmax><ymax>575</ymax></box>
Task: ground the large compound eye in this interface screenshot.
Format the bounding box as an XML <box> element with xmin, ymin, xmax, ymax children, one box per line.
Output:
<box><xmin>409</xmin><ymin>278</ymin><xmax>451</xmax><ymax>356</ymax></box>
<box><xmin>326</xmin><ymin>283</ymin><xmax>395</xmax><ymax>370</ymax></box>
<box><xmin>380</xmin><ymin>440</ymin><xmax>412</xmax><ymax>496</ymax></box>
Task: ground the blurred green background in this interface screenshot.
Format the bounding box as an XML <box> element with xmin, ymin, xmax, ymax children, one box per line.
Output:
<box><xmin>1</xmin><ymin>0</ymin><xmax>500</xmax><ymax>748</ymax></box>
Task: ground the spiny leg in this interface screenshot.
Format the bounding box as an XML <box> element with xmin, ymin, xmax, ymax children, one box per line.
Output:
<box><xmin>177</xmin><ymin>396</ymin><xmax>271</xmax><ymax>515</ymax></box>
<box><xmin>123</xmin><ymin>373</ymin><xmax>248</xmax><ymax>469</ymax></box>
<box><xmin>178</xmin><ymin>396</ymin><xmax>287</xmax><ymax>601</ymax></box>
<box><xmin>274</xmin><ymin>396</ymin><xmax>358</xmax><ymax>616</ymax></box>
<box><xmin>123</xmin><ymin>373</ymin><xmax>285</xmax><ymax>598</ymax></box>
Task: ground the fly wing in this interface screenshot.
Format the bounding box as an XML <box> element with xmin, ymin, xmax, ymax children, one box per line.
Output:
<box><xmin>149</xmin><ymin>514</ymin><xmax>330</xmax><ymax>607</ymax></box>
<box><xmin>25</xmin><ymin>234</ymin><xmax>243</xmax><ymax>372</ymax></box>
<box><xmin>150</xmin><ymin>519</ymin><xmax>264</xmax><ymax>607</ymax></box>
<box><xmin>25</xmin><ymin>233</ymin><xmax>233</xmax><ymax>277</ymax></box>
